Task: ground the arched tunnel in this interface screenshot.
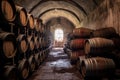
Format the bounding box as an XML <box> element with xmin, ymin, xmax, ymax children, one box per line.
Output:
<box><xmin>0</xmin><ymin>0</ymin><xmax>120</xmax><ymax>80</ymax></box>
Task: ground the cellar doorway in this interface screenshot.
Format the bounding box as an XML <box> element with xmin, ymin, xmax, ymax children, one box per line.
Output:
<box><xmin>54</xmin><ymin>28</ymin><xmax>64</xmax><ymax>47</ymax></box>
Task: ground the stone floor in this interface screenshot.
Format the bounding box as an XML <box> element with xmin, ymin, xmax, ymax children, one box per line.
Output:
<box><xmin>27</xmin><ymin>48</ymin><xmax>83</xmax><ymax>80</ymax></box>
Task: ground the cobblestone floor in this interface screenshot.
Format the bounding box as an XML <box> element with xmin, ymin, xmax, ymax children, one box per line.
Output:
<box><xmin>27</xmin><ymin>48</ymin><xmax>83</xmax><ymax>80</ymax></box>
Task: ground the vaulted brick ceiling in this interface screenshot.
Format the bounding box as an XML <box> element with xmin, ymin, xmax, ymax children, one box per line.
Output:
<box><xmin>14</xmin><ymin>0</ymin><xmax>104</xmax><ymax>28</ymax></box>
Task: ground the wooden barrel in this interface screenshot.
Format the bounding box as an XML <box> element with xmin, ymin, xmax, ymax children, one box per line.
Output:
<box><xmin>0</xmin><ymin>32</ymin><xmax>16</xmax><ymax>58</ymax></box>
<box><xmin>28</xmin><ymin>55</ymin><xmax>36</xmax><ymax>72</ymax></box>
<box><xmin>91</xmin><ymin>27</ymin><xmax>116</xmax><ymax>38</ymax></box>
<box><xmin>18</xmin><ymin>59</ymin><xmax>29</xmax><ymax>80</ymax></box>
<box><xmin>70</xmin><ymin>50</ymin><xmax>85</xmax><ymax>60</ymax></box>
<box><xmin>27</xmin><ymin>13</ymin><xmax>34</xmax><ymax>30</ymax></box>
<box><xmin>70</xmin><ymin>39</ymin><xmax>85</xmax><ymax>50</ymax></box>
<box><xmin>34</xmin><ymin>18</ymin><xmax>41</xmax><ymax>32</ymax></box>
<box><xmin>27</xmin><ymin>35</ymin><xmax>35</xmax><ymax>51</ymax></box>
<box><xmin>34</xmin><ymin>36</ymin><xmax>40</xmax><ymax>49</ymax></box>
<box><xmin>85</xmin><ymin>38</ymin><xmax>114</xmax><ymax>56</ymax></box>
<box><xmin>81</xmin><ymin>57</ymin><xmax>115</xmax><ymax>77</ymax></box>
<box><xmin>15</xmin><ymin>5</ymin><xmax>28</xmax><ymax>27</ymax></box>
<box><xmin>17</xmin><ymin>34</ymin><xmax>28</xmax><ymax>53</ymax></box>
<box><xmin>34</xmin><ymin>53</ymin><xmax>41</xmax><ymax>67</ymax></box>
<box><xmin>76</xmin><ymin>56</ymin><xmax>86</xmax><ymax>71</ymax></box>
<box><xmin>0</xmin><ymin>0</ymin><xmax>16</xmax><ymax>22</ymax></box>
<box><xmin>3</xmin><ymin>65</ymin><xmax>18</xmax><ymax>80</ymax></box>
<box><xmin>73</xmin><ymin>27</ymin><xmax>93</xmax><ymax>38</ymax></box>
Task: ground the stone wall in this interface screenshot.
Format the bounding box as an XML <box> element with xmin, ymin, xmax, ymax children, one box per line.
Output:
<box><xmin>82</xmin><ymin>0</ymin><xmax>120</xmax><ymax>35</ymax></box>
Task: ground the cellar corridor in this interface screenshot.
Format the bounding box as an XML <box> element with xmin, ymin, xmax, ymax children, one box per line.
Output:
<box><xmin>27</xmin><ymin>48</ymin><xmax>83</xmax><ymax>80</ymax></box>
<box><xmin>0</xmin><ymin>0</ymin><xmax>120</xmax><ymax>80</ymax></box>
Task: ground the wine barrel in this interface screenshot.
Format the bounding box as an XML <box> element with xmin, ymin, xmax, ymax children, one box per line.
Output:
<box><xmin>15</xmin><ymin>5</ymin><xmax>28</xmax><ymax>27</ymax></box>
<box><xmin>81</xmin><ymin>57</ymin><xmax>115</xmax><ymax>77</ymax></box>
<box><xmin>70</xmin><ymin>50</ymin><xmax>85</xmax><ymax>61</ymax></box>
<box><xmin>73</xmin><ymin>27</ymin><xmax>93</xmax><ymax>38</ymax></box>
<box><xmin>3</xmin><ymin>65</ymin><xmax>18</xmax><ymax>80</ymax></box>
<box><xmin>28</xmin><ymin>55</ymin><xmax>36</xmax><ymax>72</ymax></box>
<box><xmin>18</xmin><ymin>59</ymin><xmax>29</xmax><ymax>80</ymax></box>
<box><xmin>27</xmin><ymin>35</ymin><xmax>35</xmax><ymax>51</ymax></box>
<box><xmin>85</xmin><ymin>38</ymin><xmax>114</xmax><ymax>56</ymax></box>
<box><xmin>34</xmin><ymin>53</ymin><xmax>41</xmax><ymax>67</ymax></box>
<box><xmin>34</xmin><ymin>36</ymin><xmax>40</xmax><ymax>49</ymax></box>
<box><xmin>76</xmin><ymin>56</ymin><xmax>86</xmax><ymax>71</ymax></box>
<box><xmin>34</xmin><ymin>18</ymin><xmax>41</xmax><ymax>32</ymax></box>
<box><xmin>17</xmin><ymin>34</ymin><xmax>28</xmax><ymax>53</ymax></box>
<box><xmin>27</xmin><ymin>14</ymin><xmax>34</xmax><ymax>30</ymax></box>
<box><xmin>91</xmin><ymin>27</ymin><xmax>116</xmax><ymax>38</ymax></box>
<box><xmin>70</xmin><ymin>39</ymin><xmax>85</xmax><ymax>50</ymax></box>
<box><xmin>0</xmin><ymin>32</ymin><xmax>16</xmax><ymax>58</ymax></box>
<box><xmin>0</xmin><ymin>0</ymin><xmax>16</xmax><ymax>22</ymax></box>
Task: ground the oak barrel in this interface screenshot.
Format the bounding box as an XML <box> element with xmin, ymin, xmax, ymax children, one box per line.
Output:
<box><xmin>27</xmin><ymin>13</ymin><xmax>34</xmax><ymax>30</ymax></box>
<box><xmin>70</xmin><ymin>39</ymin><xmax>85</xmax><ymax>50</ymax></box>
<box><xmin>18</xmin><ymin>59</ymin><xmax>29</xmax><ymax>80</ymax></box>
<box><xmin>76</xmin><ymin>56</ymin><xmax>86</xmax><ymax>71</ymax></box>
<box><xmin>85</xmin><ymin>37</ymin><xmax>114</xmax><ymax>55</ymax></box>
<box><xmin>34</xmin><ymin>53</ymin><xmax>41</xmax><ymax>67</ymax></box>
<box><xmin>0</xmin><ymin>0</ymin><xmax>16</xmax><ymax>22</ymax></box>
<box><xmin>28</xmin><ymin>55</ymin><xmax>36</xmax><ymax>72</ymax></box>
<box><xmin>81</xmin><ymin>57</ymin><xmax>115</xmax><ymax>77</ymax></box>
<box><xmin>73</xmin><ymin>27</ymin><xmax>93</xmax><ymax>38</ymax></box>
<box><xmin>3</xmin><ymin>65</ymin><xmax>18</xmax><ymax>80</ymax></box>
<box><xmin>15</xmin><ymin>5</ymin><xmax>28</xmax><ymax>27</ymax></box>
<box><xmin>0</xmin><ymin>32</ymin><xmax>16</xmax><ymax>58</ymax></box>
<box><xmin>70</xmin><ymin>50</ymin><xmax>85</xmax><ymax>61</ymax></box>
<box><xmin>27</xmin><ymin>35</ymin><xmax>35</xmax><ymax>51</ymax></box>
<box><xmin>91</xmin><ymin>27</ymin><xmax>116</xmax><ymax>38</ymax></box>
<box><xmin>17</xmin><ymin>34</ymin><xmax>28</xmax><ymax>53</ymax></box>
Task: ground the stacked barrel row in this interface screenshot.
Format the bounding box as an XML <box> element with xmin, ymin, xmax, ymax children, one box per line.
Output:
<box><xmin>77</xmin><ymin>27</ymin><xmax>120</xmax><ymax>79</ymax></box>
<box><xmin>0</xmin><ymin>0</ymin><xmax>51</xmax><ymax>80</ymax></box>
<box><xmin>69</xmin><ymin>28</ymin><xmax>93</xmax><ymax>64</ymax></box>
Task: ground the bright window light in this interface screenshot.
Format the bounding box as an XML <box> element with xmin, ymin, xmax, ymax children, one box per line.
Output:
<box><xmin>55</xmin><ymin>29</ymin><xmax>63</xmax><ymax>42</ymax></box>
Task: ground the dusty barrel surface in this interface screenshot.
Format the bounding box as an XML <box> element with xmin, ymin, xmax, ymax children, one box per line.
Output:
<box><xmin>70</xmin><ymin>39</ymin><xmax>85</xmax><ymax>50</ymax></box>
<box><xmin>17</xmin><ymin>34</ymin><xmax>28</xmax><ymax>54</ymax></box>
<box><xmin>15</xmin><ymin>5</ymin><xmax>28</xmax><ymax>27</ymax></box>
<box><xmin>18</xmin><ymin>59</ymin><xmax>29</xmax><ymax>80</ymax></box>
<box><xmin>73</xmin><ymin>27</ymin><xmax>93</xmax><ymax>38</ymax></box>
<box><xmin>3</xmin><ymin>65</ymin><xmax>18</xmax><ymax>80</ymax></box>
<box><xmin>81</xmin><ymin>57</ymin><xmax>115</xmax><ymax>77</ymax></box>
<box><xmin>0</xmin><ymin>0</ymin><xmax>16</xmax><ymax>22</ymax></box>
<box><xmin>91</xmin><ymin>27</ymin><xmax>116</xmax><ymax>38</ymax></box>
<box><xmin>0</xmin><ymin>32</ymin><xmax>16</xmax><ymax>58</ymax></box>
<box><xmin>28</xmin><ymin>55</ymin><xmax>36</xmax><ymax>72</ymax></box>
<box><xmin>27</xmin><ymin>14</ymin><xmax>34</xmax><ymax>30</ymax></box>
<box><xmin>84</xmin><ymin>37</ymin><xmax>114</xmax><ymax>55</ymax></box>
